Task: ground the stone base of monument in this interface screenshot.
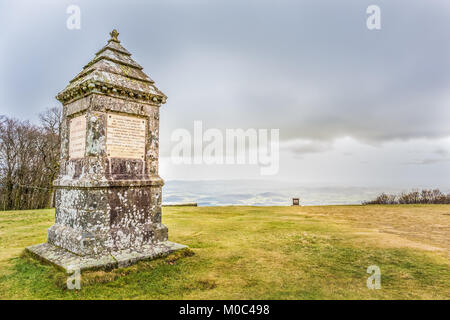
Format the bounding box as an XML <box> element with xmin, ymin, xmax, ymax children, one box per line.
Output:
<box><xmin>26</xmin><ymin>241</ymin><xmax>187</xmax><ymax>272</ymax></box>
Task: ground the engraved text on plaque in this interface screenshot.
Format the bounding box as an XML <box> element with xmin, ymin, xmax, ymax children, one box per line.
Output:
<box><xmin>106</xmin><ymin>113</ymin><xmax>146</xmax><ymax>159</ymax></box>
<box><xmin>69</xmin><ymin>114</ymin><xmax>86</xmax><ymax>159</ymax></box>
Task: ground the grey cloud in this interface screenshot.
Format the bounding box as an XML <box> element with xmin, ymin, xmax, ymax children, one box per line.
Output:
<box><xmin>1</xmin><ymin>0</ymin><xmax>449</xmax><ymax>149</ymax></box>
<box><xmin>282</xmin><ymin>140</ymin><xmax>333</xmax><ymax>156</ymax></box>
<box><xmin>434</xmin><ymin>148</ymin><xmax>449</xmax><ymax>156</ymax></box>
<box><xmin>403</xmin><ymin>158</ymin><xmax>450</xmax><ymax>165</ymax></box>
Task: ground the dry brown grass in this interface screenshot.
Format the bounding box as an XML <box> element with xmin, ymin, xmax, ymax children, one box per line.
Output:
<box><xmin>293</xmin><ymin>205</ymin><xmax>450</xmax><ymax>256</ymax></box>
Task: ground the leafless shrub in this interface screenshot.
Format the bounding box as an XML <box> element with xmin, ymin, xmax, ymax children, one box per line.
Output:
<box><xmin>363</xmin><ymin>189</ymin><xmax>450</xmax><ymax>205</ymax></box>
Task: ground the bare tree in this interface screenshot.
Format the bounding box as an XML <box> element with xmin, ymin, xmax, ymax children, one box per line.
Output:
<box><xmin>0</xmin><ymin>107</ymin><xmax>62</xmax><ymax>210</ymax></box>
<box><xmin>38</xmin><ymin>107</ymin><xmax>62</xmax><ymax>207</ymax></box>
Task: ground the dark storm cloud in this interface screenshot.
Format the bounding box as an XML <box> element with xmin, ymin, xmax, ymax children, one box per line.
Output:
<box><xmin>1</xmin><ymin>0</ymin><xmax>449</xmax><ymax>154</ymax></box>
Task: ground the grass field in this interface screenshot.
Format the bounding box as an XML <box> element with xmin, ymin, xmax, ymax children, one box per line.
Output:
<box><xmin>0</xmin><ymin>205</ymin><xmax>449</xmax><ymax>299</ymax></box>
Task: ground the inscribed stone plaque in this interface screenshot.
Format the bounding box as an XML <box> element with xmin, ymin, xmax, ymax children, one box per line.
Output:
<box><xmin>106</xmin><ymin>113</ymin><xmax>146</xmax><ymax>159</ymax></box>
<box><xmin>69</xmin><ymin>114</ymin><xmax>86</xmax><ymax>159</ymax></box>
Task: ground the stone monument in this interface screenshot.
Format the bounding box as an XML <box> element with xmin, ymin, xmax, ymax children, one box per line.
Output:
<box><xmin>27</xmin><ymin>30</ymin><xmax>186</xmax><ymax>271</ymax></box>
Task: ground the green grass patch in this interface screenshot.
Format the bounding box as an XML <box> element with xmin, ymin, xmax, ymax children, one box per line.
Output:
<box><xmin>0</xmin><ymin>205</ymin><xmax>449</xmax><ymax>299</ymax></box>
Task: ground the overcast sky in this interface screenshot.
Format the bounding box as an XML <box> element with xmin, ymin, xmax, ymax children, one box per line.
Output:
<box><xmin>1</xmin><ymin>0</ymin><xmax>449</xmax><ymax>188</ymax></box>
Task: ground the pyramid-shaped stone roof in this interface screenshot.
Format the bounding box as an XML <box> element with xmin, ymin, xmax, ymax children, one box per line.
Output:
<box><xmin>57</xmin><ymin>30</ymin><xmax>166</xmax><ymax>105</ymax></box>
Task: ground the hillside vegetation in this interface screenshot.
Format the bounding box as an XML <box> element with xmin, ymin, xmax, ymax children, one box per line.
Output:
<box><xmin>364</xmin><ymin>189</ymin><xmax>450</xmax><ymax>205</ymax></box>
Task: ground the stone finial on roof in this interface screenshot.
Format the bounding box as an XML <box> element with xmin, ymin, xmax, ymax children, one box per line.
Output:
<box><xmin>109</xmin><ymin>29</ymin><xmax>120</xmax><ymax>42</ymax></box>
<box><xmin>56</xmin><ymin>28</ymin><xmax>167</xmax><ymax>105</ymax></box>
